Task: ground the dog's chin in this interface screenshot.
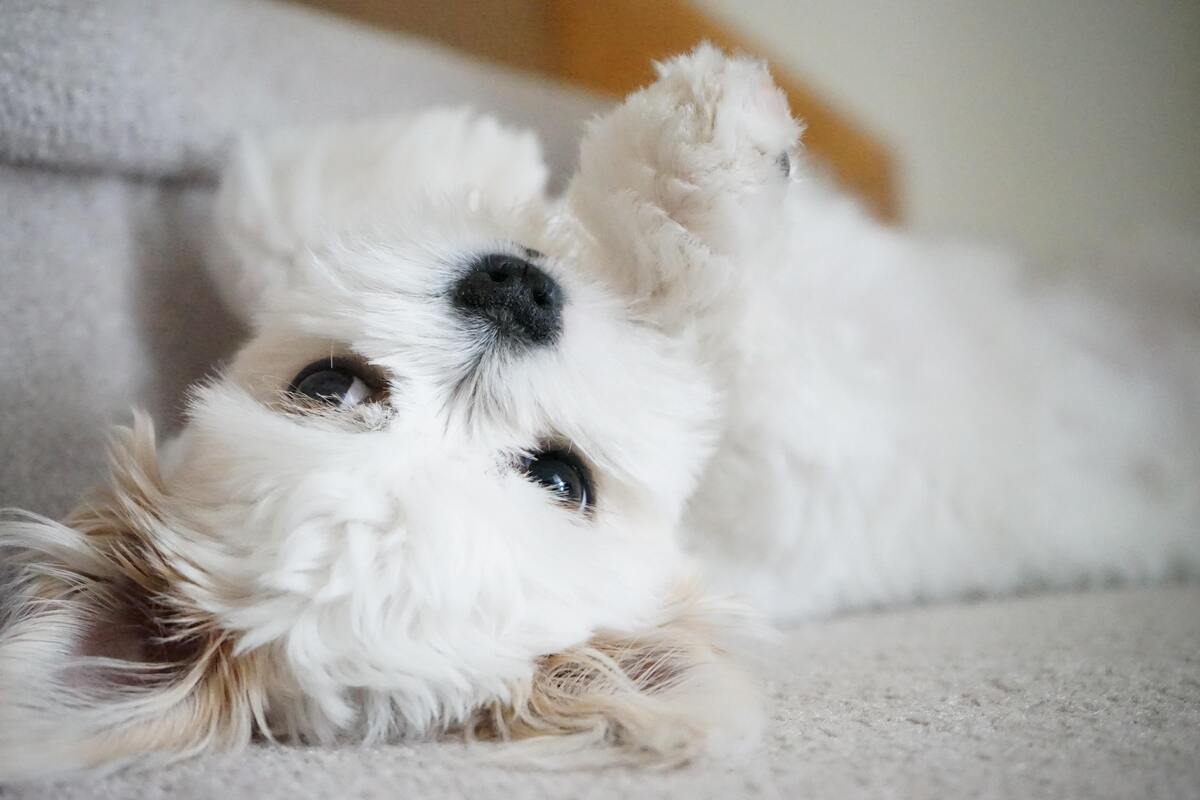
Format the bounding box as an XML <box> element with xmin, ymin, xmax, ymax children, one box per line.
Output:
<box><xmin>0</xmin><ymin>416</ymin><xmax>765</xmax><ymax>780</ymax></box>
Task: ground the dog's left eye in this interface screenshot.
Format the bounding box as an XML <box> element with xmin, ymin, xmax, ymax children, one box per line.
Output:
<box><xmin>521</xmin><ymin>449</ymin><xmax>594</xmax><ymax>513</ymax></box>
<box><xmin>288</xmin><ymin>358</ymin><xmax>381</xmax><ymax>409</ymax></box>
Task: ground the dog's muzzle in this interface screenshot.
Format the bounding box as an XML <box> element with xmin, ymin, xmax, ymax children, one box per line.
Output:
<box><xmin>452</xmin><ymin>253</ymin><xmax>563</xmax><ymax>345</ymax></box>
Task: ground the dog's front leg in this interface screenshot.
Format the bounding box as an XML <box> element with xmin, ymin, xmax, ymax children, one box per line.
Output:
<box><xmin>564</xmin><ymin>45</ymin><xmax>801</xmax><ymax>340</ymax></box>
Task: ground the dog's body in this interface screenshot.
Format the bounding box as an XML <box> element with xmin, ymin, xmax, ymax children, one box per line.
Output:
<box><xmin>684</xmin><ymin>172</ymin><xmax>1200</xmax><ymax>620</ymax></box>
<box><xmin>1</xmin><ymin>46</ymin><xmax>1198</xmax><ymax>780</ymax></box>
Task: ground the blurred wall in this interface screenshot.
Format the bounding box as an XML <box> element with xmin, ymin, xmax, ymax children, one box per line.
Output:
<box><xmin>695</xmin><ymin>0</ymin><xmax>1200</xmax><ymax>262</ymax></box>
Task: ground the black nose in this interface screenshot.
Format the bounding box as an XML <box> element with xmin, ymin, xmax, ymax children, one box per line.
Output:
<box><xmin>451</xmin><ymin>253</ymin><xmax>563</xmax><ymax>345</ymax></box>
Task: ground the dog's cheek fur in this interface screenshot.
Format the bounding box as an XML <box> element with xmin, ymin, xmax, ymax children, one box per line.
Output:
<box><xmin>0</xmin><ymin>419</ymin><xmax>271</xmax><ymax>781</ymax></box>
<box><xmin>464</xmin><ymin>586</ymin><xmax>767</xmax><ymax>766</ymax></box>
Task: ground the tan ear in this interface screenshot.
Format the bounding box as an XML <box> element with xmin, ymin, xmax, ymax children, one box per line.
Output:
<box><xmin>0</xmin><ymin>418</ymin><xmax>268</xmax><ymax>781</ymax></box>
<box><xmin>464</xmin><ymin>584</ymin><xmax>768</xmax><ymax>766</ymax></box>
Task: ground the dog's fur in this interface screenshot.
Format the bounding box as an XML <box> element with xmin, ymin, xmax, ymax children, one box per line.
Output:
<box><xmin>2</xmin><ymin>46</ymin><xmax>1198</xmax><ymax>780</ymax></box>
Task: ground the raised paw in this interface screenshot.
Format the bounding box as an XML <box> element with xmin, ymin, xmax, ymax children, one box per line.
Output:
<box><xmin>570</xmin><ymin>46</ymin><xmax>799</xmax><ymax>263</ymax></box>
<box><xmin>565</xmin><ymin>45</ymin><xmax>800</xmax><ymax>329</ymax></box>
<box><xmin>643</xmin><ymin>44</ymin><xmax>802</xmax><ymax>193</ymax></box>
<box><xmin>575</xmin><ymin>45</ymin><xmax>799</xmax><ymax>215</ymax></box>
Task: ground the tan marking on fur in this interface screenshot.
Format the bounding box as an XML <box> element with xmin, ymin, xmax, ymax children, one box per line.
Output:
<box><xmin>463</xmin><ymin>582</ymin><xmax>747</xmax><ymax>765</ymax></box>
<box><xmin>2</xmin><ymin>416</ymin><xmax>273</xmax><ymax>774</ymax></box>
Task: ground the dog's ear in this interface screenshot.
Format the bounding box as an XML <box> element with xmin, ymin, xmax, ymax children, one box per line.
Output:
<box><xmin>0</xmin><ymin>418</ymin><xmax>266</xmax><ymax>781</ymax></box>
<box><xmin>465</xmin><ymin>584</ymin><xmax>768</xmax><ymax>766</ymax></box>
<box><xmin>209</xmin><ymin>109</ymin><xmax>551</xmax><ymax>321</ymax></box>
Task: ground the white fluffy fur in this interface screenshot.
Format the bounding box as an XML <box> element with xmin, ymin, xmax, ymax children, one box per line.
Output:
<box><xmin>1</xmin><ymin>45</ymin><xmax>1197</xmax><ymax>780</ymax></box>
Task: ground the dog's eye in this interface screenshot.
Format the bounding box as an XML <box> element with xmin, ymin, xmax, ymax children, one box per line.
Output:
<box><xmin>288</xmin><ymin>358</ymin><xmax>381</xmax><ymax>409</ymax></box>
<box><xmin>521</xmin><ymin>450</ymin><xmax>594</xmax><ymax>513</ymax></box>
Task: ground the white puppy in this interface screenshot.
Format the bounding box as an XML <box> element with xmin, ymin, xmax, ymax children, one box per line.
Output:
<box><xmin>1</xmin><ymin>46</ymin><xmax>1197</xmax><ymax>780</ymax></box>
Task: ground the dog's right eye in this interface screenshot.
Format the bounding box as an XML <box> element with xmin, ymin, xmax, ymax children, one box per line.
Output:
<box><xmin>288</xmin><ymin>357</ymin><xmax>382</xmax><ymax>409</ymax></box>
<box><xmin>519</xmin><ymin>449</ymin><xmax>594</xmax><ymax>514</ymax></box>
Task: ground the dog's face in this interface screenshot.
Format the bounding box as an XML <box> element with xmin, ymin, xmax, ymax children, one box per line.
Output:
<box><xmin>171</xmin><ymin>196</ymin><xmax>719</xmax><ymax>736</ymax></box>
<box><xmin>1</xmin><ymin>106</ymin><xmax>761</xmax><ymax>777</ymax></box>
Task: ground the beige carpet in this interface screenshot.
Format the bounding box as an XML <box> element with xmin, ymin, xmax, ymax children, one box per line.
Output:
<box><xmin>8</xmin><ymin>586</ymin><xmax>1197</xmax><ymax>799</ymax></box>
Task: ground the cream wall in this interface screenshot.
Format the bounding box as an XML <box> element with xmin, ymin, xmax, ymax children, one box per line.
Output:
<box><xmin>695</xmin><ymin>0</ymin><xmax>1200</xmax><ymax>262</ymax></box>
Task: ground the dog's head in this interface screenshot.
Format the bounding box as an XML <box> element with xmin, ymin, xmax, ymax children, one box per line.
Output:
<box><xmin>0</xmin><ymin>109</ymin><xmax>763</xmax><ymax>778</ymax></box>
